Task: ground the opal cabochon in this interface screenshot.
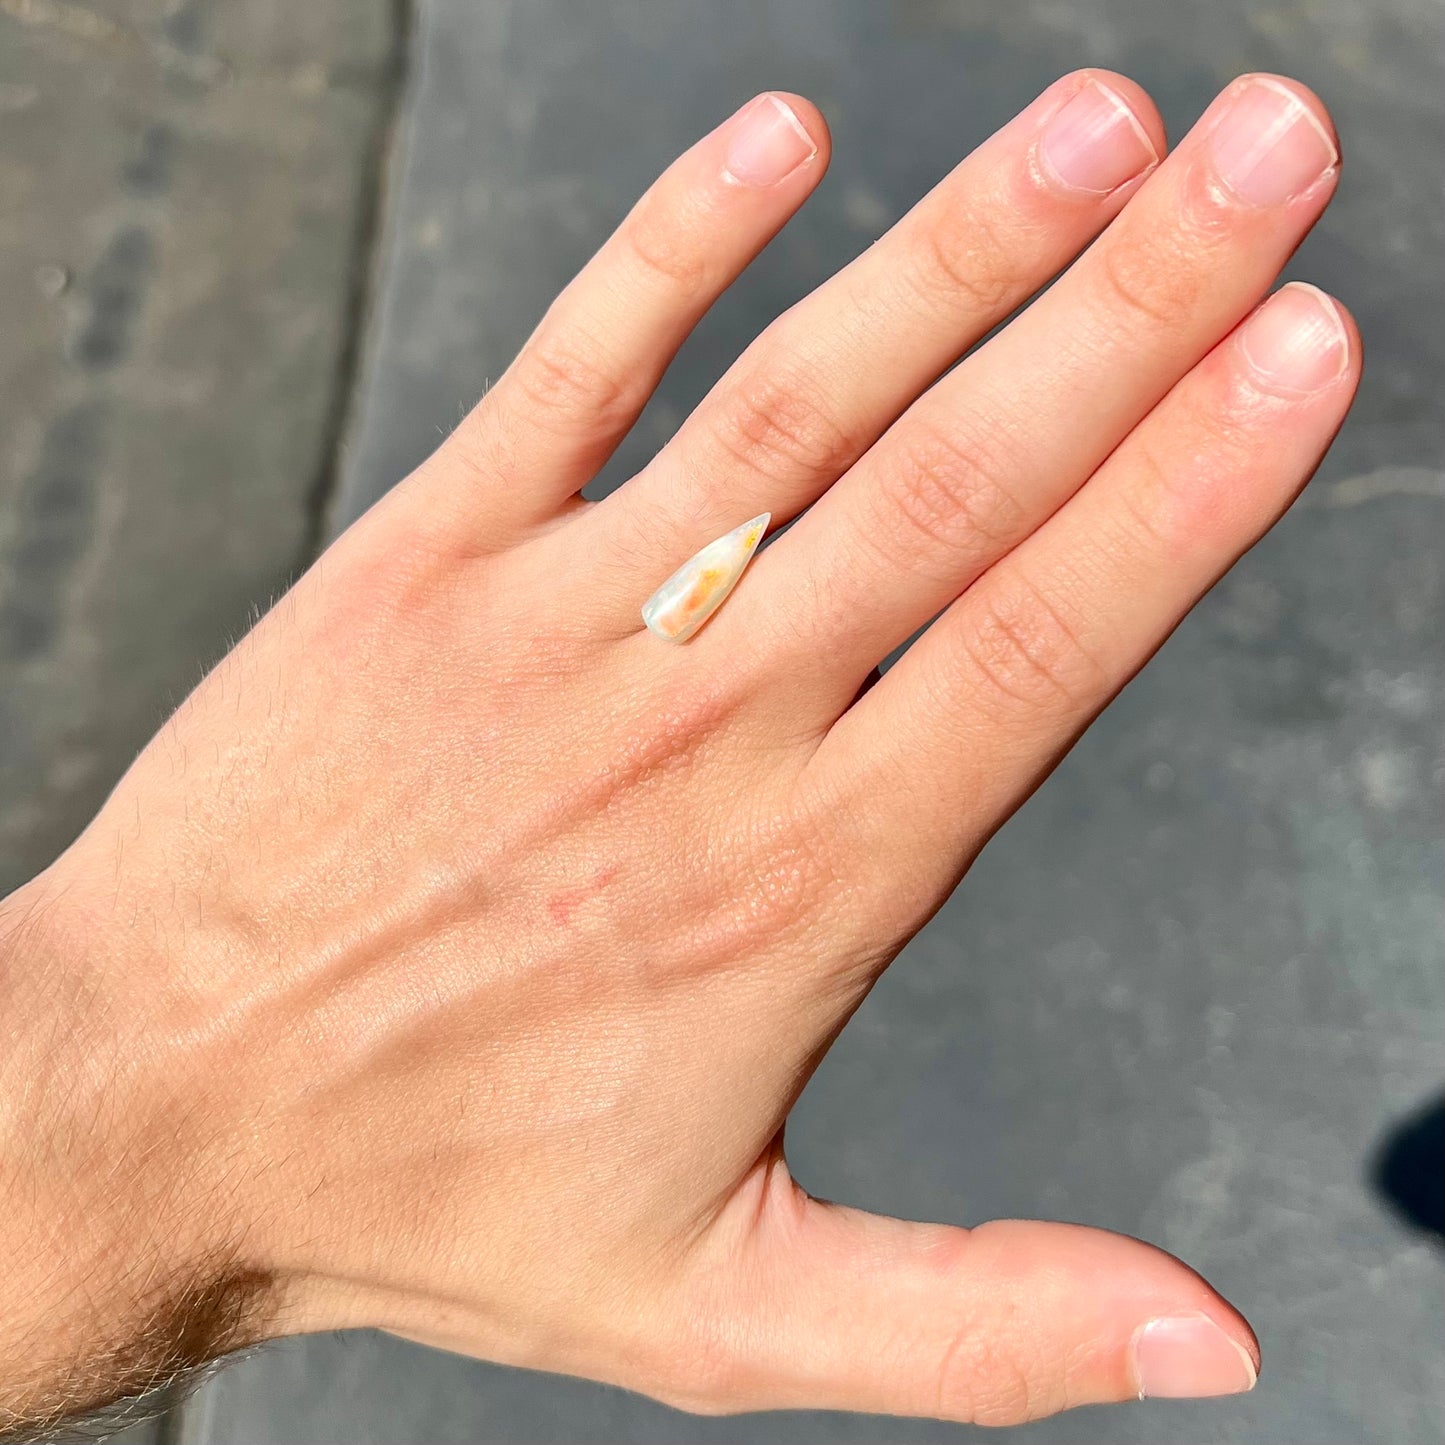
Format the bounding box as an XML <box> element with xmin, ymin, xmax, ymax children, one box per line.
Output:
<box><xmin>641</xmin><ymin>513</ymin><xmax>771</xmax><ymax>643</ymax></box>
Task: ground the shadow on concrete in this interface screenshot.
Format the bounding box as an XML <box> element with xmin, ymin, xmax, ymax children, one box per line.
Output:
<box><xmin>1371</xmin><ymin>1091</ymin><xmax>1445</xmax><ymax>1242</ymax></box>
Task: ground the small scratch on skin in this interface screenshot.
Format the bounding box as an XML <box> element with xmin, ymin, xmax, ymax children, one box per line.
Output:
<box><xmin>1318</xmin><ymin>466</ymin><xmax>1444</xmax><ymax>508</ymax></box>
<box><xmin>545</xmin><ymin>863</ymin><xmax>621</xmax><ymax>929</ymax></box>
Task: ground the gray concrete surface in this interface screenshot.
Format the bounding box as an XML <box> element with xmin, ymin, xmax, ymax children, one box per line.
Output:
<box><xmin>0</xmin><ymin>2</ymin><xmax>402</xmax><ymax>1441</ymax></box>
<box><xmin>0</xmin><ymin>0</ymin><xmax>402</xmax><ymax>897</ymax></box>
<box><xmin>2</xmin><ymin>0</ymin><xmax>1440</xmax><ymax>1442</ymax></box>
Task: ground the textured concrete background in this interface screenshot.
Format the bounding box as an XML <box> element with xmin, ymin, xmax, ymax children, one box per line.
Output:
<box><xmin>2</xmin><ymin>0</ymin><xmax>1441</xmax><ymax>1442</ymax></box>
<box><xmin>0</xmin><ymin>0</ymin><xmax>403</xmax><ymax>896</ymax></box>
<box><xmin>0</xmin><ymin>1</ymin><xmax>403</xmax><ymax>1440</ymax></box>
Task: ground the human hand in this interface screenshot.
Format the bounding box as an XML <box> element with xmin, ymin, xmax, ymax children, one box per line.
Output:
<box><xmin>1</xmin><ymin>70</ymin><xmax>1358</xmax><ymax>1433</ymax></box>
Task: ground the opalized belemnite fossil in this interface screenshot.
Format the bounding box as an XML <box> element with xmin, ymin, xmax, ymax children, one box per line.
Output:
<box><xmin>641</xmin><ymin>513</ymin><xmax>770</xmax><ymax>643</ymax></box>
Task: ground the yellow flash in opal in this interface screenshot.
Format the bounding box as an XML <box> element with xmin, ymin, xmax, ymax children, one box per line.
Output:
<box><xmin>641</xmin><ymin>513</ymin><xmax>771</xmax><ymax>643</ymax></box>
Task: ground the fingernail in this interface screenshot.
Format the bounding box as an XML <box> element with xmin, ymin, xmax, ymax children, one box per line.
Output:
<box><xmin>724</xmin><ymin>95</ymin><xmax>818</xmax><ymax>187</ymax></box>
<box><xmin>1211</xmin><ymin>77</ymin><xmax>1338</xmax><ymax>206</ymax></box>
<box><xmin>1132</xmin><ymin>1314</ymin><xmax>1259</xmax><ymax>1400</ymax></box>
<box><xmin>1239</xmin><ymin>282</ymin><xmax>1349</xmax><ymax>391</ymax></box>
<box><xmin>1038</xmin><ymin>80</ymin><xmax>1159</xmax><ymax>194</ymax></box>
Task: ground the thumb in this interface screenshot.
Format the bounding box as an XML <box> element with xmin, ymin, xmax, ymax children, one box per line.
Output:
<box><xmin>687</xmin><ymin>1193</ymin><xmax>1259</xmax><ymax>1425</ymax></box>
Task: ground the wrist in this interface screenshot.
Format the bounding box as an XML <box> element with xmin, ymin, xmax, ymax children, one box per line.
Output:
<box><xmin>0</xmin><ymin>867</ymin><xmax>280</xmax><ymax>1433</ymax></box>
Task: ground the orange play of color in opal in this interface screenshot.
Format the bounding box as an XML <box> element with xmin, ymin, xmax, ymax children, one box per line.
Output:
<box><xmin>641</xmin><ymin>514</ymin><xmax>770</xmax><ymax>643</ymax></box>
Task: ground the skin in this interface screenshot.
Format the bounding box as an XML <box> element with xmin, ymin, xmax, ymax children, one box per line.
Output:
<box><xmin>0</xmin><ymin>70</ymin><xmax>1360</xmax><ymax>1430</ymax></box>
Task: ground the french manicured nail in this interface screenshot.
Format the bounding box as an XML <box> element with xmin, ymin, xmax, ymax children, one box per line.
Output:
<box><xmin>1240</xmin><ymin>282</ymin><xmax>1349</xmax><ymax>390</ymax></box>
<box><xmin>1211</xmin><ymin>77</ymin><xmax>1338</xmax><ymax>206</ymax></box>
<box><xmin>1039</xmin><ymin>80</ymin><xmax>1159</xmax><ymax>193</ymax></box>
<box><xmin>1132</xmin><ymin>1314</ymin><xmax>1259</xmax><ymax>1400</ymax></box>
<box><xmin>724</xmin><ymin>95</ymin><xmax>817</xmax><ymax>187</ymax></box>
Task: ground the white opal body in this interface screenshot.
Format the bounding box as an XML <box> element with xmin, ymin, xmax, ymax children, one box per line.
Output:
<box><xmin>641</xmin><ymin>513</ymin><xmax>770</xmax><ymax>643</ymax></box>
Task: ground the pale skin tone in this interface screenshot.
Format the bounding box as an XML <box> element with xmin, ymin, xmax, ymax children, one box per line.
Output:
<box><xmin>0</xmin><ymin>69</ymin><xmax>1361</xmax><ymax>1431</ymax></box>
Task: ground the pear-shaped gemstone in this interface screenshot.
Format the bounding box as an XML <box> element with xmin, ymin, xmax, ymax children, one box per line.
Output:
<box><xmin>641</xmin><ymin>513</ymin><xmax>771</xmax><ymax>643</ymax></box>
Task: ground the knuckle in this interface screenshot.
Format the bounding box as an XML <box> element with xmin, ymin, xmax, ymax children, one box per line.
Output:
<box><xmin>936</xmin><ymin>1326</ymin><xmax>1041</xmax><ymax>1427</ymax></box>
<box><xmin>1114</xmin><ymin>435</ymin><xmax>1187</xmax><ymax>552</ymax></box>
<box><xmin>1198</xmin><ymin>365</ymin><xmax>1278</xmax><ymax>457</ymax></box>
<box><xmin>733</xmin><ymin>809</ymin><xmax>839</xmax><ymax>943</ymax></box>
<box><xmin>956</xmin><ymin>571</ymin><xmax>1106</xmax><ymax>713</ymax></box>
<box><xmin>712</xmin><ymin>365</ymin><xmax>859</xmax><ymax>486</ymax></box>
<box><xmin>908</xmin><ymin>198</ymin><xmax>1027</xmax><ymax>317</ymax></box>
<box><xmin>683</xmin><ymin>806</ymin><xmax>840</xmax><ymax>977</ymax></box>
<box><xmin>509</xmin><ymin>323</ymin><xmax>641</xmax><ymax>433</ymax></box>
<box><xmin>1118</xmin><ymin>380</ymin><xmax>1263</xmax><ymax>556</ymax></box>
<box><xmin>621</xmin><ymin>198</ymin><xmax>713</xmax><ymax>291</ymax></box>
<box><xmin>1112</xmin><ymin>428</ymin><xmax>1233</xmax><ymax>564</ymax></box>
<box><xmin>1094</xmin><ymin>230</ymin><xmax>1204</xmax><ymax>333</ymax></box>
<box><xmin>871</xmin><ymin>416</ymin><xmax>1028</xmax><ymax>568</ymax></box>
